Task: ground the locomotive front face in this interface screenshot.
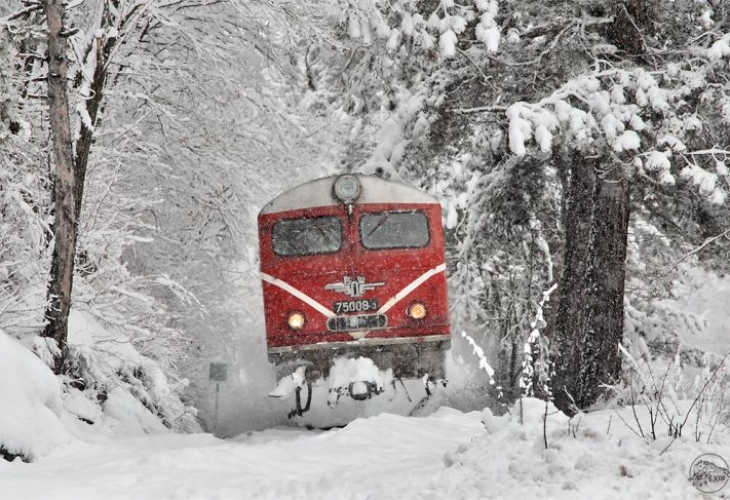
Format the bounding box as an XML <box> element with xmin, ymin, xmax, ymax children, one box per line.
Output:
<box><xmin>258</xmin><ymin>175</ymin><xmax>450</xmax><ymax>379</ymax></box>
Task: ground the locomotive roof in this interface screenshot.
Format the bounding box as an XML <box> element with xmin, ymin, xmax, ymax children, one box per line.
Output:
<box><xmin>259</xmin><ymin>175</ymin><xmax>440</xmax><ymax>215</ymax></box>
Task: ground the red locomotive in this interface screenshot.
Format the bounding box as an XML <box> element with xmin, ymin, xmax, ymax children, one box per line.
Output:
<box><xmin>258</xmin><ymin>174</ymin><xmax>450</xmax><ymax>415</ymax></box>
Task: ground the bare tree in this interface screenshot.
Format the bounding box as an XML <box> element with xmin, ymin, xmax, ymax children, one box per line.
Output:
<box><xmin>41</xmin><ymin>0</ymin><xmax>77</xmax><ymax>373</ymax></box>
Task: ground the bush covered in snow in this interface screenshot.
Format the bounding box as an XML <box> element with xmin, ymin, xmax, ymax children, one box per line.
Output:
<box><xmin>0</xmin><ymin>319</ymin><xmax>199</xmax><ymax>462</ymax></box>
<box><xmin>58</xmin><ymin>311</ymin><xmax>200</xmax><ymax>433</ymax></box>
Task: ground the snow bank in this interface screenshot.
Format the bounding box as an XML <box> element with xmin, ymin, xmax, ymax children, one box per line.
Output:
<box><xmin>0</xmin><ymin>330</ymin><xmax>76</xmax><ymax>461</ymax></box>
<box><xmin>431</xmin><ymin>398</ymin><xmax>730</xmax><ymax>499</ymax></box>
<box><xmin>0</xmin><ymin>309</ymin><xmax>196</xmax><ymax>462</ymax></box>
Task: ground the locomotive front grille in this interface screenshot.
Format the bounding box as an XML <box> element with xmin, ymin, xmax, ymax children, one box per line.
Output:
<box><xmin>326</xmin><ymin>313</ymin><xmax>388</xmax><ymax>332</ymax></box>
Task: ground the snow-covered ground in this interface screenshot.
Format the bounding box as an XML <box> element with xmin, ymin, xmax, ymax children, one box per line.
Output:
<box><xmin>3</xmin><ymin>269</ymin><xmax>730</xmax><ymax>500</ymax></box>
<box><xmin>3</xmin><ymin>395</ymin><xmax>729</xmax><ymax>499</ymax></box>
<box><xmin>2</xmin><ymin>408</ymin><xmax>483</xmax><ymax>500</ymax></box>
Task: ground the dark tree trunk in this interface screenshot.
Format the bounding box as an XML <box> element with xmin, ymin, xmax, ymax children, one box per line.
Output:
<box><xmin>551</xmin><ymin>150</ymin><xmax>597</xmax><ymax>415</ymax></box>
<box><xmin>578</xmin><ymin>165</ymin><xmax>630</xmax><ymax>408</ymax></box>
<box><xmin>41</xmin><ymin>0</ymin><xmax>77</xmax><ymax>373</ymax></box>
<box><xmin>607</xmin><ymin>0</ymin><xmax>651</xmax><ymax>55</ymax></box>
<box><xmin>549</xmin><ymin>0</ymin><xmax>643</xmax><ymax>414</ymax></box>
<box><xmin>73</xmin><ymin>29</ymin><xmax>114</xmax><ymax>225</ymax></box>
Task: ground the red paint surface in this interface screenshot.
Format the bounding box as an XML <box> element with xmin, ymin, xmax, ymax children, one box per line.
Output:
<box><xmin>259</xmin><ymin>202</ymin><xmax>450</xmax><ymax>349</ymax></box>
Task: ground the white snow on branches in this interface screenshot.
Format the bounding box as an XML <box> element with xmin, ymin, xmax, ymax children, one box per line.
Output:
<box><xmin>681</xmin><ymin>162</ymin><xmax>726</xmax><ymax>204</ymax></box>
<box><xmin>717</xmin><ymin>160</ymin><xmax>729</xmax><ymax>178</ymax></box>
<box><xmin>503</xmin><ymin>64</ymin><xmax>728</xmax><ymax>203</ymax></box>
<box><xmin>642</xmin><ymin>151</ymin><xmax>676</xmax><ymax>185</ymax></box>
<box><xmin>475</xmin><ymin>2</ymin><xmax>500</xmax><ymax>54</ymax></box>
<box><xmin>708</xmin><ymin>33</ymin><xmax>730</xmax><ymax>60</ymax></box>
<box><xmin>658</xmin><ymin>135</ymin><xmax>686</xmax><ymax>152</ymax></box>
<box><xmin>613</xmin><ymin>130</ymin><xmax>640</xmax><ymax>152</ymax></box>
<box><xmin>461</xmin><ymin>331</ymin><xmax>501</xmax><ymax>394</ymax></box>
<box><xmin>645</xmin><ymin>151</ymin><xmax>671</xmax><ymax>172</ymax></box>
<box><xmin>386</xmin><ymin>28</ymin><xmax>401</xmax><ymax>51</ymax></box>
<box><xmin>439</xmin><ymin>29</ymin><xmax>457</xmax><ymax>58</ymax></box>
<box><xmin>503</xmin><ymin>68</ymin><xmax>679</xmax><ymax>157</ymax></box>
<box><xmin>401</xmin><ymin>13</ymin><xmax>414</xmax><ymax>36</ymax></box>
<box><xmin>359</xmin><ymin>0</ymin><xmax>496</xmax><ymax>55</ymax></box>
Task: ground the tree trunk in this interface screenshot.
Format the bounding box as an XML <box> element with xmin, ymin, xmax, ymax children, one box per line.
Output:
<box><xmin>578</xmin><ymin>165</ymin><xmax>630</xmax><ymax>408</ymax></box>
<box><xmin>74</xmin><ymin>28</ymin><xmax>114</xmax><ymax>224</ymax></box>
<box><xmin>551</xmin><ymin>150</ymin><xmax>597</xmax><ymax>414</ymax></box>
<box><xmin>41</xmin><ymin>0</ymin><xmax>77</xmax><ymax>373</ymax></box>
<box><xmin>607</xmin><ymin>0</ymin><xmax>651</xmax><ymax>55</ymax></box>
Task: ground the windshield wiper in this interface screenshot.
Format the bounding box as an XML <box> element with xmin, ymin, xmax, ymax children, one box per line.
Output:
<box><xmin>366</xmin><ymin>212</ymin><xmax>390</xmax><ymax>238</ymax></box>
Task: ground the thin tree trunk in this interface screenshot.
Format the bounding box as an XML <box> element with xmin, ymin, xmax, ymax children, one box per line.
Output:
<box><xmin>74</xmin><ymin>28</ymin><xmax>113</xmax><ymax>224</ymax></box>
<box><xmin>551</xmin><ymin>150</ymin><xmax>597</xmax><ymax>415</ymax></box>
<box><xmin>41</xmin><ymin>0</ymin><xmax>77</xmax><ymax>373</ymax></box>
<box><xmin>578</xmin><ymin>164</ymin><xmax>630</xmax><ymax>408</ymax></box>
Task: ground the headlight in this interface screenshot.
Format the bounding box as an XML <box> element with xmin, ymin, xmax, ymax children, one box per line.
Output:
<box><xmin>333</xmin><ymin>174</ymin><xmax>361</xmax><ymax>203</ymax></box>
<box><xmin>407</xmin><ymin>302</ymin><xmax>427</xmax><ymax>320</ymax></box>
<box><xmin>287</xmin><ymin>311</ymin><xmax>305</xmax><ymax>330</ymax></box>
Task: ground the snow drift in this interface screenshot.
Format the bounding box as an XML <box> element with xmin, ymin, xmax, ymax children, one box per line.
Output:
<box><xmin>0</xmin><ymin>329</ymin><xmax>76</xmax><ymax>461</ymax></box>
<box><xmin>0</xmin><ymin>310</ymin><xmax>199</xmax><ymax>462</ymax></box>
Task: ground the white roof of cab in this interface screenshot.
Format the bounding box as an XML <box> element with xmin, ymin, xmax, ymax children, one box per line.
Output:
<box><xmin>259</xmin><ymin>175</ymin><xmax>439</xmax><ymax>215</ymax></box>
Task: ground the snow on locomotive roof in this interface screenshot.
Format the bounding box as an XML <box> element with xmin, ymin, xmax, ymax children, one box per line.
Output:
<box><xmin>259</xmin><ymin>175</ymin><xmax>439</xmax><ymax>215</ymax></box>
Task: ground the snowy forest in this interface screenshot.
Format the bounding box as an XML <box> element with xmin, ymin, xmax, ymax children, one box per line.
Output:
<box><xmin>2</xmin><ymin>0</ymin><xmax>730</xmax><ymax>498</ymax></box>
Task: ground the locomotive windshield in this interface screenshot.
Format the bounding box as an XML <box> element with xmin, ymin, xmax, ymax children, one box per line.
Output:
<box><xmin>360</xmin><ymin>210</ymin><xmax>429</xmax><ymax>250</ymax></box>
<box><xmin>272</xmin><ymin>216</ymin><xmax>342</xmax><ymax>256</ymax></box>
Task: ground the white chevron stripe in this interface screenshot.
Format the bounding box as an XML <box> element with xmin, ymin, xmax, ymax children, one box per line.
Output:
<box><xmin>263</xmin><ymin>263</ymin><xmax>446</xmax><ymax>341</ymax></box>
<box><xmin>261</xmin><ymin>273</ymin><xmax>335</xmax><ymax>318</ymax></box>
<box><xmin>378</xmin><ymin>263</ymin><xmax>447</xmax><ymax>314</ymax></box>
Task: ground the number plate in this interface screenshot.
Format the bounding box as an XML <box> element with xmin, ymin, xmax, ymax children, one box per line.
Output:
<box><xmin>327</xmin><ymin>313</ymin><xmax>388</xmax><ymax>332</ymax></box>
<box><xmin>333</xmin><ymin>299</ymin><xmax>379</xmax><ymax>314</ymax></box>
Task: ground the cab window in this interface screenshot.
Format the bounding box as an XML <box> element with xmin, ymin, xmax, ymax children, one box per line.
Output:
<box><xmin>272</xmin><ymin>217</ymin><xmax>342</xmax><ymax>256</ymax></box>
<box><xmin>360</xmin><ymin>210</ymin><xmax>430</xmax><ymax>250</ymax></box>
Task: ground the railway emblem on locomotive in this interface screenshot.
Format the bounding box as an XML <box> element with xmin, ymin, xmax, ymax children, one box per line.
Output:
<box><xmin>325</xmin><ymin>276</ymin><xmax>384</xmax><ymax>298</ymax></box>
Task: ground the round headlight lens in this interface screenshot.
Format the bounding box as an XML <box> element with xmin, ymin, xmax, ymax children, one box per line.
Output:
<box><xmin>333</xmin><ymin>175</ymin><xmax>361</xmax><ymax>203</ymax></box>
<box><xmin>408</xmin><ymin>302</ymin><xmax>427</xmax><ymax>320</ymax></box>
<box><xmin>287</xmin><ymin>311</ymin><xmax>305</xmax><ymax>330</ymax></box>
